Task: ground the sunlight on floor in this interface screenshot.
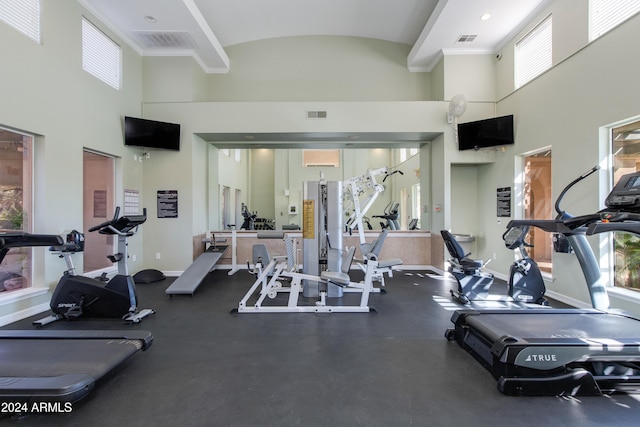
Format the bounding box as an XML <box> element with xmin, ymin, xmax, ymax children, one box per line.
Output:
<box><xmin>432</xmin><ymin>295</ymin><xmax>460</xmax><ymax>311</ymax></box>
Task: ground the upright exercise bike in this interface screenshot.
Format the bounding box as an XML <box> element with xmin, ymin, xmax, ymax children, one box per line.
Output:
<box><xmin>34</xmin><ymin>207</ymin><xmax>155</xmax><ymax>326</ymax></box>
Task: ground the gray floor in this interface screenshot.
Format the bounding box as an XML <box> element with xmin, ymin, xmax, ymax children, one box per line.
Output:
<box><xmin>2</xmin><ymin>268</ymin><xmax>640</xmax><ymax>426</ymax></box>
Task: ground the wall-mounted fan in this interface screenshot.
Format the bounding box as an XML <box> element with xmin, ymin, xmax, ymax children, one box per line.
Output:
<box><xmin>447</xmin><ymin>94</ymin><xmax>467</xmax><ymax>124</ymax></box>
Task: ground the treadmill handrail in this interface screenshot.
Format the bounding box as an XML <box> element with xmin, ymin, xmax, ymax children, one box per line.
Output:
<box><xmin>0</xmin><ymin>233</ymin><xmax>64</xmax><ymax>264</ymax></box>
<box><xmin>506</xmin><ymin>219</ymin><xmax>575</xmax><ymax>234</ymax></box>
<box><xmin>0</xmin><ymin>232</ymin><xmax>64</xmax><ymax>248</ymax></box>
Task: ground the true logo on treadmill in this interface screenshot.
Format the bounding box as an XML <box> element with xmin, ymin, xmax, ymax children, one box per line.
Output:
<box><xmin>524</xmin><ymin>354</ymin><xmax>557</xmax><ymax>362</ymax></box>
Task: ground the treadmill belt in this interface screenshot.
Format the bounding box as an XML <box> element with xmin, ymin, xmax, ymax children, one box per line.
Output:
<box><xmin>0</xmin><ymin>339</ymin><xmax>142</xmax><ymax>378</ymax></box>
<box><xmin>0</xmin><ymin>330</ymin><xmax>152</xmax><ymax>403</ymax></box>
<box><xmin>465</xmin><ymin>311</ymin><xmax>640</xmax><ymax>343</ymax></box>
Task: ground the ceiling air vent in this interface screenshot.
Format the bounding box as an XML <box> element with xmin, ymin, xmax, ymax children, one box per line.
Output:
<box><xmin>131</xmin><ymin>31</ymin><xmax>199</xmax><ymax>49</ymax></box>
<box><xmin>456</xmin><ymin>34</ymin><xmax>477</xmax><ymax>43</ymax></box>
<box><xmin>307</xmin><ymin>110</ymin><xmax>328</xmax><ymax>119</ymax></box>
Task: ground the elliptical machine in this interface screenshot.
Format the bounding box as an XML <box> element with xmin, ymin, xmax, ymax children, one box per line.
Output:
<box><xmin>240</xmin><ymin>203</ymin><xmax>257</xmax><ymax>230</ymax></box>
<box><xmin>374</xmin><ymin>201</ymin><xmax>400</xmax><ymax>230</ymax></box>
<box><xmin>442</xmin><ymin>227</ymin><xmax>547</xmax><ymax>305</ymax></box>
<box><xmin>34</xmin><ymin>207</ymin><xmax>155</xmax><ymax>326</ymax></box>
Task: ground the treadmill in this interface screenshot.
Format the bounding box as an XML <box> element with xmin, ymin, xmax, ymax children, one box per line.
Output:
<box><xmin>446</xmin><ymin>167</ymin><xmax>640</xmax><ymax>396</ymax></box>
<box><xmin>0</xmin><ymin>233</ymin><xmax>153</xmax><ymax>404</ymax></box>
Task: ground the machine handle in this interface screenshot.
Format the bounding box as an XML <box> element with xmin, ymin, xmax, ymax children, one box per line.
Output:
<box><xmin>555</xmin><ymin>165</ymin><xmax>600</xmax><ymax>219</ymax></box>
<box><xmin>88</xmin><ymin>207</ymin><xmax>121</xmax><ymax>232</ymax></box>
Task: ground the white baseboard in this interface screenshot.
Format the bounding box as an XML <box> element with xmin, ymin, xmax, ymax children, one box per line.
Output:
<box><xmin>0</xmin><ymin>302</ymin><xmax>50</xmax><ymax>327</ymax></box>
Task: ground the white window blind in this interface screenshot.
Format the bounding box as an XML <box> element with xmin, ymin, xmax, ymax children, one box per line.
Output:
<box><xmin>0</xmin><ymin>0</ymin><xmax>40</xmax><ymax>43</ymax></box>
<box><xmin>82</xmin><ymin>17</ymin><xmax>121</xmax><ymax>90</ymax></box>
<box><xmin>515</xmin><ymin>15</ymin><xmax>552</xmax><ymax>89</ymax></box>
<box><xmin>590</xmin><ymin>0</ymin><xmax>640</xmax><ymax>41</ymax></box>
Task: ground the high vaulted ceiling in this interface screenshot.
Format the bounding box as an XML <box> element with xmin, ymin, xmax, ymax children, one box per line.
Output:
<box><xmin>79</xmin><ymin>0</ymin><xmax>552</xmax><ymax>73</ymax></box>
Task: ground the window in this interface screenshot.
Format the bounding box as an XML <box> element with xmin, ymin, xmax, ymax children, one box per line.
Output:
<box><xmin>411</xmin><ymin>183</ymin><xmax>420</xmax><ymax>230</ymax></box>
<box><xmin>82</xmin><ymin>17</ymin><xmax>121</xmax><ymax>90</ymax></box>
<box><xmin>303</xmin><ymin>150</ymin><xmax>340</xmax><ymax>168</ymax></box>
<box><xmin>590</xmin><ymin>0</ymin><xmax>640</xmax><ymax>41</ymax></box>
<box><xmin>611</xmin><ymin>119</ymin><xmax>640</xmax><ymax>292</ymax></box>
<box><xmin>398</xmin><ymin>148</ymin><xmax>418</xmax><ymax>164</ymax></box>
<box><xmin>515</xmin><ymin>15</ymin><xmax>552</xmax><ymax>89</ymax></box>
<box><xmin>0</xmin><ymin>0</ymin><xmax>40</xmax><ymax>43</ymax></box>
<box><xmin>0</xmin><ymin>127</ymin><xmax>33</xmax><ymax>292</ymax></box>
<box><xmin>399</xmin><ymin>149</ymin><xmax>407</xmax><ymax>164</ymax></box>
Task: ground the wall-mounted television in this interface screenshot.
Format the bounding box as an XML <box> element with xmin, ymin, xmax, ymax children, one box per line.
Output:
<box><xmin>457</xmin><ymin>115</ymin><xmax>514</xmax><ymax>151</ymax></box>
<box><xmin>124</xmin><ymin>116</ymin><xmax>181</xmax><ymax>151</ymax></box>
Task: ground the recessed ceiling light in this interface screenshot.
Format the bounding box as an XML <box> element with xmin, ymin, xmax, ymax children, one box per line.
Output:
<box><xmin>144</xmin><ymin>15</ymin><xmax>157</xmax><ymax>23</ymax></box>
<box><xmin>480</xmin><ymin>13</ymin><xmax>492</xmax><ymax>21</ymax></box>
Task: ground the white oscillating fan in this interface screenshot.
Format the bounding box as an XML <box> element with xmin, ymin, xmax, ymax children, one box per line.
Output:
<box><xmin>447</xmin><ymin>94</ymin><xmax>467</xmax><ymax>124</ymax></box>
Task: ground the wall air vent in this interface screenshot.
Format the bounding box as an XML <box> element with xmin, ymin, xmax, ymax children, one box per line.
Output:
<box><xmin>456</xmin><ymin>34</ymin><xmax>477</xmax><ymax>43</ymax></box>
<box><xmin>307</xmin><ymin>110</ymin><xmax>328</xmax><ymax>119</ymax></box>
<box><xmin>131</xmin><ymin>31</ymin><xmax>199</xmax><ymax>49</ymax></box>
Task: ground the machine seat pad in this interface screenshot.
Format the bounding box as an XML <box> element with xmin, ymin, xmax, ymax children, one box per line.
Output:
<box><xmin>320</xmin><ymin>271</ymin><xmax>351</xmax><ymax>287</ymax></box>
<box><xmin>377</xmin><ymin>259</ymin><xmax>403</xmax><ymax>269</ymax></box>
<box><xmin>460</xmin><ymin>257</ymin><xmax>483</xmax><ymax>268</ymax></box>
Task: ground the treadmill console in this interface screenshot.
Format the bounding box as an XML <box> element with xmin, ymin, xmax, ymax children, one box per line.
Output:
<box><xmin>605</xmin><ymin>172</ymin><xmax>640</xmax><ymax>212</ymax></box>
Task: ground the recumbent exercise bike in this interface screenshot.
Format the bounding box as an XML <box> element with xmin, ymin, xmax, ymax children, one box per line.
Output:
<box><xmin>442</xmin><ymin>226</ymin><xmax>547</xmax><ymax>305</ymax></box>
<box><xmin>34</xmin><ymin>207</ymin><xmax>155</xmax><ymax>326</ymax></box>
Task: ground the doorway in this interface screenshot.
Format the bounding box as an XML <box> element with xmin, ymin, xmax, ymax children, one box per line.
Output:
<box><xmin>522</xmin><ymin>150</ymin><xmax>552</xmax><ymax>273</ymax></box>
<box><xmin>83</xmin><ymin>150</ymin><xmax>115</xmax><ymax>272</ymax></box>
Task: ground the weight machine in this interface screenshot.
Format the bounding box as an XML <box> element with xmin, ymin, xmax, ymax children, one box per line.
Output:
<box><xmin>233</xmin><ymin>169</ymin><xmax>403</xmax><ymax>313</ymax></box>
<box><xmin>342</xmin><ymin>167</ymin><xmax>402</xmax><ymax>245</ymax></box>
<box><xmin>342</xmin><ymin>168</ymin><xmax>404</xmax><ymax>289</ymax></box>
<box><xmin>233</xmin><ymin>236</ymin><xmax>380</xmax><ymax>313</ymax></box>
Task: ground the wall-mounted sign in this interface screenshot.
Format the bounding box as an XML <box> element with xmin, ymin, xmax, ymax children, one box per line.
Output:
<box><xmin>497</xmin><ymin>187</ymin><xmax>511</xmax><ymax>217</ymax></box>
<box><xmin>157</xmin><ymin>190</ymin><xmax>178</xmax><ymax>218</ymax></box>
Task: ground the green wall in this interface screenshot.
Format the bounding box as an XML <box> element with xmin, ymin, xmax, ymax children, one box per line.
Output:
<box><xmin>3</xmin><ymin>0</ymin><xmax>640</xmax><ymax>320</ymax></box>
<box><xmin>0</xmin><ymin>1</ymin><xmax>144</xmax><ymax>321</ymax></box>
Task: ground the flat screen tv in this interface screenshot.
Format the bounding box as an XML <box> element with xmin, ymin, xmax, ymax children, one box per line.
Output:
<box><xmin>457</xmin><ymin>115</ymin><xmax>514</xmax><ymax>151</ymax></box>
<box><xmin>124</xmin><ymin>116</ymin><xmax>181</xmax><ymax>151</ymax></box>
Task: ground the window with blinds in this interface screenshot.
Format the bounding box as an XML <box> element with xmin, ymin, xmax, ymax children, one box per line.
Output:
<box><xmin>515</xmin><ymin>15</ymin><xmax>552</xmax><ymax>89</ymax></box>
<box><xmin>0</xmin><ymin>0</ymin><xmax>40</xmax><ymax>43</ymax></box>
<box><xmin>82</xmin><ymin>17</ymin><xmax>121</xmax><ymax>90</ymax></box>
<box><xmin>590</xmin><ymin>0</ymin><xmax>640</xmax><ymax>41</ymax></box>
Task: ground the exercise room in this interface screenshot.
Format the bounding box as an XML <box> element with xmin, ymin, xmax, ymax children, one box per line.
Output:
<box><xmin>2</xmin><ymin>0</ymin><xmax>640</xmax><ymax>425</ymax></box>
